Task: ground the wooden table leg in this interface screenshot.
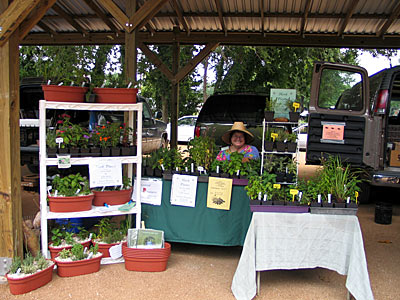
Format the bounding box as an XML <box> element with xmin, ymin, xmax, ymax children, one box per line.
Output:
<box><xmin>257</xmin><ymin>271</ymin><xmax>260</xmax><ymax>296</ymax></box>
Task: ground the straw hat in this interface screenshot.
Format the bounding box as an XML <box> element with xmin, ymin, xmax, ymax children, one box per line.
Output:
<box><xmin>222</xmin><ymin>122</ymin><xmax>254</xmax><ymax>145</ymax></box>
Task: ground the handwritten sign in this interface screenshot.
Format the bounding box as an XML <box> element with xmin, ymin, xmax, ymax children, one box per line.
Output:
<box><xmin>89</xmin><ymin>157</ymin><xmax>122</xmax><ymax>188</ymax></box>
<box><xmin>270</xmin><ymin>88</ymin><xmax>297</xmax><ymax>119</ymax></box>
<box><xmin>170</xmin><ymin>174</ymin><xmax>198</xmax><ymax>207</ymax></box>
<box><xmin>132</xmin><ymin>177</ymin><xmax>163</xmax><ymax>206</ymax></box>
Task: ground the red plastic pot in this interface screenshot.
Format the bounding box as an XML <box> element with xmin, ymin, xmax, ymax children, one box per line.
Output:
<box><xmin>42</xmin><ymin>85</ymin><xmax>88</xmax><ymax>102</ymax></box>
<box><xmin>92</xmin><ymin>241</ymin><xmax>121</xmax><ymax>258</ymax></box>
<box><xmin>92</xmin><ymin>188</ymin><xmax>133</xmax><ymax>206</ymax></box>
<box><xmin>93</xmin><ymin>87</ymin><xmax>138</xmax><ymax>103</ymax></box>
<box><xmin>48</xmin><ymin>194</ymin><xmax>94</xmax><ymax>212</ymax></box>
<box><xmin>55</xmin><ymin>254</ymin><xmax>102</xmax><ymax>277</ymax></box>
<box><xmin>122</xmin><ymin>242</ymin><xmax>171</xmax><ymax>272</ymax></box>
<box><xmin>6</xmin><ymin>262</ymin><xmax>55</xmax><ymax>295</ymax></box>
<box><xmin>49</xmin><ymin>239</ymin><xmax>92</xmax><ymax>260</ymax></box>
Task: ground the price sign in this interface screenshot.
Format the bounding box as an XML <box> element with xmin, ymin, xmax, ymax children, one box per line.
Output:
<box><xmin>292</xmin><ymin>102</ymin><xmax>300</xmax><ymax>112</ymax></box>
<box><xmin>290</xmin><ymin>189</ymin><xmax>298</xmax><ymax>202</ymax></box>
<box><xmin>271</xmin><ymin>133</ymin><xmax>278</xmax><ymax>142</ymax></box>
<box><xmin>57</xmin><ymin>155</ymin><xmax>71</xmax><ymax>168</ymax></box>
<box><xmin>273</xmin><ymin>184</ymin><xmax>281</xmax><ymax>189</ymax></box>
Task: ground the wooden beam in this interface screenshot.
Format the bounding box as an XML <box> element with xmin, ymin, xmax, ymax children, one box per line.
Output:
<box><xmin>129</xmin><ymin>0</ymin><xmax>169</xmax><ymax>32</ymax></box>
<box><xmin>0</xmin><ymin>0</ymin><xmax>40</xmax><ymax>47</ymax></box>
<box><xmin>96</xmin><ymin>0</ymin><xmax>129</xmax><ymax>31</ymax></box>
<box><xmin>171</xmin><ymin>0</ymin><xmax>190</xmax><ymax>35</ymax></box>
<box><xmin>125</xmin><ymin>0</ymin><xmax>137</xmax><ymax>85</ymax></box>
<box><xmin>51</xmin><ymin>3</ymin><xmax>89</xmax><ymax>36</ymax></box>
<box><xmin>175</xmin><ymin>42</ymin><xmax>219</xmax><ymax>83</ymax></box>
<box><xmin>0</xmin><ymin>1</ymin><xmax>23</xmax><ymax>258</ymax></box>
<box><xmin>215</xmin><ymin>0</ymin><xmax>227</xmax><ymax>36</ymax></box>
<box><xmin>337</xmin><ymin>0</ymin><xmax>359</xmax><ymax>37</ymax></box>
<box><xmin>170</xmin><ymin>37</ymin><xmax>180</xmax><ymax>149</ymax></box>
<box><xmin>37</xmin><ymin>20</ymin><xmax>58</xmax><ymax>36</ymax></box>
<box><xmin>299</xmin><ymin>0</ymin><xmax>312</xmax><ymax>37</ymax></box>
<box><xmin>138</xmin><ymin>42</ymin><xmax>174</xmax><ymax>81</ymax></box>
<box><xmin>19</xmin><ymin>0</ymin><xmax>57</xmax><ymax>42</ymax></box>
<box><xmin>83</xmin><ymin>0</ymin><xmax>122</xmax><ymax>35</ymax></box>
<box><xmin>377</xmin><ymin>1</ymin><xmax>400</xmax><ymax>37</ymax></box>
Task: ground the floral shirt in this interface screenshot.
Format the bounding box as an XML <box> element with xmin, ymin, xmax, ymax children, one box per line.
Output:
<box><xmin>216</xmin><ymin>145</ymin><xmax>260</xmax><ymax>161</ymax></box>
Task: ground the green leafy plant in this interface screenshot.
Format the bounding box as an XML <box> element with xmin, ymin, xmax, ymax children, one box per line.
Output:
<box><xmin>50</xmin><ymin>173</ymin><xmax>91</xmax><ymax>197</ymax></box>
<box><xmin>245</xmin><ymin>172</ymin><xmax>276</xmax><ymax>200</ymax></box>
<box><xmin>57</xmin><ymin>243</ymin><xmax>99</xmax><ymax>261</ymax></box>
<box><xmin>93</xmin><ymin>217</ymin><xmax>127</xmax><ymax>244</ymax></box>
<box><xmin>46</xmin><ymin>128</ymin><xmax>58</xmax><ymax>148</ymax></box>
<box><xmin>185</xmin><ymin>135</ymin><xmax>217</xmax><ymax>171</ymax></box>
<box><xmin>56</xmin><ymin>114</ymin><xmax>86</xmax><ymax>148</ymax></box>
<box><xmin>265</xmin><ymin>98</ymin><xmax>277</xmax><ymax>111</ymax></box>
<box><xmin>9</xmin><ymin>252</ymin><xmax>52</xmax><ymax>276</ymax></box>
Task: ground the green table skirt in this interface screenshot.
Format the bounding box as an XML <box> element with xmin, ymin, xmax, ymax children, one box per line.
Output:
<box><xmin>141</xmin><ymin>179</ymin><xmax>252</xmax><ymax>246</ymax></box>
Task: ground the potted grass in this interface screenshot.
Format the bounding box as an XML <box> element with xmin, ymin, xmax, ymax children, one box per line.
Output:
<box><xmin>264</xmin><ymin>98</ymin><xmax>276</xmax><ymax>122</ymax></box>
<box><xmin>48</xmin><ymin>225</ymin><xmax>91</xmax><ymax>260</ymax></box>
<box><xmin>91</xmin><ymin>217</ymin><xmax>128</xmax><ymax>258</ymax></box>
<box><xmin>6</xmin><ymin>253</ymin><xmax>55</xmax><ymax>295</ymax></box>
<box><xmin>55</xmin><ymin>243</ymin><xmax>102</xmax><ymax>277</ymax></box>
<box><xmin>92</xmin><ymin>175</ymin><xmax>133</xmax><ymax>206</ymax></box>
<box><xmin>47</xmin><ymin>173</ymin><xmax>94</xmax><ymax>212</ymax></box>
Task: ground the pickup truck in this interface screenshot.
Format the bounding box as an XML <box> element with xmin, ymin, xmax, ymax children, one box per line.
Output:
<box><xmin>20</xmin><ymin>78</ymin><xmax>168</xmax><ymax>173</ymax></box>
<box><xmin>306</xmin><ymin>61</ymin><xmax>400</xmax><ymax>202</ymax></box>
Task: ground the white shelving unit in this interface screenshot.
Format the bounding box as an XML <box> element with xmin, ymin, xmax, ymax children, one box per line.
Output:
<box><xmin>260</xmin><ymin>119</ymin><xmax>299</xmax><ymax>184</ymax></box>
<box><xmin>39</xmin><ymin>100</ymin><xmax>143</xmax><ymax>258</ymax></box>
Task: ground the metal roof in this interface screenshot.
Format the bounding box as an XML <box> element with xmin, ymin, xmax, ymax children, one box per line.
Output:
<box><xmin>18</xmin><ymin>0</ymin><xmax>400</xmax><ymax>48</ymax></box>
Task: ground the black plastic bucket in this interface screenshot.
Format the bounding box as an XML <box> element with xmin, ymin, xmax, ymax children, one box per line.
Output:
<box><xmin>375</xmin><ymin>202</ymin><xmax>393</xmax><ymax>225</ymax></box>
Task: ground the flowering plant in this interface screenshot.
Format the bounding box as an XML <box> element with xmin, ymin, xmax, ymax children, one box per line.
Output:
<box><xmin>120</xmin><ymin>123</ymin><xmax>135</xmax><ymax>147</ymax></box>
<box><xmin>55</xmin><ymin>114</ymin><xmax>89</xmax><ymax>148</ymax></box>
<box><xmin>91</xmin><ymin>122</ymin><xmax>122</xmax><ymax>148</ymax></box>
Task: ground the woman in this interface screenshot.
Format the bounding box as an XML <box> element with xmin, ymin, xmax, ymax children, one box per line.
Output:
<box><xmin>216</xmin><ymin>122</ymin><xmax>260</xmax><ymax>161</ymax></box>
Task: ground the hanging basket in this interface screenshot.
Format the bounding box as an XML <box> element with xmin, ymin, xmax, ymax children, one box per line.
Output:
<box><xmin>93</xmin><ymin>88</ymin><xmax>138</xmax><ymax>104</ymax></box>
<box><xmin>41</xmin><ymin>85</ymin><xmax>88</xmax><ymax>102</ymax></box>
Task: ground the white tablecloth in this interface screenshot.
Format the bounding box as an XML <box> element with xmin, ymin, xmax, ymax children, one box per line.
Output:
<box><xmin>231</xmin><ymin>212</ymin><xmax>374</xmax><ymax>300</ymax></box>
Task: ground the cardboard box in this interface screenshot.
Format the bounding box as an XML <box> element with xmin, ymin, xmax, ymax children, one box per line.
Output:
<box><xmin>390</xmin><ymin>142</ymin><xmax>400</xmax><ymax>166</ymax></box>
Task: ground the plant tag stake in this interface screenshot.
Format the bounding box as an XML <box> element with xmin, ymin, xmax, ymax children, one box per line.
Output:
<box><xmin>328</xmin><ymin>194</ymin><xmax>332</xmax><ymax>203</ymax></box>
<box><xmin>75</xmin><ymin>189</ymin><xmax>80</xmax><ymax>195</ymax></box>
<box><xmin>236</xmin><ymin>170</ymin><xmax>240</xmax><ymax>176</ymax></box>
<box><xmin>347</xmin><ymin>197</ymin><xmax>351</xmax><ymax>204</ymax></box>
<box><xmin>258</xmin><ymin>192</ymin><xmax>262</xmax><ymax>201</ymax></box>
<box><xmin>161</xmin><ymin>164</ymin><xmax>165</xmax><ymax>171</ymax></box>
<box><xmin>271</xmin><ymin>133</ymin><xmax>278</xmax><ymax>142</ymax></box>
<box><xmin>47</xmin><ymin>186</ymin><xmax>52</xmax><ymax>196</ymax></box>
<box><xmin>289</xmin><ymin>189</ymin><xmax>298</xmax><ymax>202</ymax></box>
<box><xmin>101</xmin><ymin>186</ymin><xmax>106</xmax><ymax>192</ymax></box>
<box><xmin>191</xmin><ymin>163</ymin><xmax>194</xmax><ymax>173</ymax></box>
<box><xmin>318</xmin><ymin>194</ymin><xmax>321</xmax><ymax>203</ymax></box>
<box><xmin>298</xmin><ymin>191</ymin><xmax>303</xmax><ymax>202</ymax></box>
<box><xmin>293</xmin><ymin>102</ymin><xmax>300</xmax><ymax>112</ymax></box>
<box><xmin>355</xmin><ymin>191</ymin><xmax>359</xmax><ymax>204</ymax></box>
<box><xmin>263</xmin><ymin>194</ymin><xmax>267</xmax><ymax>202</ymax></box>
<box><xmin>56</xmin><ymin>137</ymin><xmax>63</xmax><ymax>148</ymax></box>
<box><xmin>216</xmin><ymin>166</ymin><xmax>220</xmax><ymax>173</ymax></box>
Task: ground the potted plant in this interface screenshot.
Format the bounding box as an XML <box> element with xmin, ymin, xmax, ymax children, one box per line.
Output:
<box><xmin>93</xmin><ymin>80</ymin><xmax>138</xmax><ymax>104</ymax></box>
<box><xmin>47</xmin><ymin>173</ymin><xmax>94</xmax><ymax>212</ymax></box>
<box><xmin>42</xmin><ymin>83</ymin><xmax>88</xmax><ymax>103</ymax></box>
<box><xmin>121</xmin><ymin>124</ymin><xmax>136</xmax><ymax>156</ymax></box>
<box><xmin>264</xmin><ymin>128</ymin><xmax>275</xmax><ymax>151</ymax></box>
<box><xmin>46</xmin><ymin>127</ymin><xmax>58</xmax><ymax>157</ymax></box>
<box><xmin>92</xmin><ymin>175</ymin><xmax>133</xmax><ymax>206</ymax></box>
<box><xmin>286</xmin><ymin>99</ymin><xmax>300</xmax><ymax>122</ymax></box>
<box><xmin>92</xmin><ymin>217</ymin><xmax>128</xmax><ymax>258</ymax></box>
<box><xmin>264</xmin><ymin>98</ymin><xmax>276</xmax><ymax>121</ymax></box>
<box><xmin>185</xmin><ymin>135</ymin><xmax>217</xmax><ymax>177</ymax></box>
<box><xmin>55</xmin><ymin>243</ymin><xmax>102</xmax><ymax>277</ymax></box>
<box><xmin>274</xmin><ymin>128</ymin><xmax>287</xmax><ymax>152</ymax></box>
<box><xmin>6</xmin><ymin>252</ymin><xmax>55</xmax><ymax>295</ymax></box>
<box><xmin>286</xmin><ymin>132</ymin><xmax>297</xmax><ymax>153</ymax></box>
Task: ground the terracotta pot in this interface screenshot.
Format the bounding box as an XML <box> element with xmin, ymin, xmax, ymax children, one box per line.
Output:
<box><xmin>55</xmin><ymin>254</ymin><xmax>102</xmax><ymax>277</ymax></box>
<box><xmin>92</xmin><ymin>241</ymin><xmax>121</xmax><ymax>258</ymax></box>
<box><xmin>6</xmin><ymin>262</ymin><xmax>55</xmax><ymax>295</ymax></box>
<box><xmin>92</xmin><ymin>188</ymin><xmax>133</xmax><ymax>206</ymax></box>
<box><xmin>49</xmin><ymin>240</ymin><xmax>92</xmax><ymax>260</ymax></box>
<box><xmin>122</xmin><ymin>242</ymin><xmax>171</xmax><ymax>272</ymax></box>
<box><xmin>48</xmin><ymin>194</ymin><xmax>94</xmax><ymax>212</ymax></box>
<box><xmin>41</xmin><ymin>85</ymin><xmax>88</xmax><ymax>102</ymax></box>
<box><xmin>93</xmin><ymin>87</ymin><xmax>138</xmax><ymax>104</ymax></box>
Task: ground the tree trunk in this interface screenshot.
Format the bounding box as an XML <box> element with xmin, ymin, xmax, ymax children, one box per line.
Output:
<box><xmin>203</xmin><ymin>57</ymin><xmax>209</xmax><ymax>102</ymax></box>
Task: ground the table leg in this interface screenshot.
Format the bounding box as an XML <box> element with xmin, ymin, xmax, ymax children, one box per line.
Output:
<box><xmin>257</xmin><ymin>271</ymin><xmax>260</xmax><ymax>296</ymax></box>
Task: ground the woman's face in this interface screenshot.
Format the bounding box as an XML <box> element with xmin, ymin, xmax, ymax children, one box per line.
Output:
<box><xmin>231</xmin><ymin>131</ymin><xmax>245</xmax><ymax>149</ymax></box>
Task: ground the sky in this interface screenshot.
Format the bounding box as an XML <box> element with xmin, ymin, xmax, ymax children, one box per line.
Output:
<box><xmin>357</xmin><ymin>50</ymin><xmax>400</xmax><ymax>76</ymax></box>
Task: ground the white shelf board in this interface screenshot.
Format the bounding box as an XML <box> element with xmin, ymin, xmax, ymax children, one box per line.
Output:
<box><xmin>45</xmin><ymin>156</ymin><xmax>139</xmax><ymax>166</ymax></box>
<box><xmin>42</xmin><ymin>100</ymin><xmax>142</xmax><ymax>111</ymax></box>
<box><xmin>46</xmin><ymin>204</ymin><xmax>139</xmax><ymax>219</ymax></box>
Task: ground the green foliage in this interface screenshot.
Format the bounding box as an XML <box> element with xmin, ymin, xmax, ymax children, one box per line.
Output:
<box><xmin>91</xmin><ymin>122</ymin><xmax>122</xmax><ymax>148</ymax></box>
<box><xmin>185</xmin><ymin>136</ymin><xmax>217</xmax><ymax>171</ymax></box>
<box><xmin>245</xmin><ymin>172</ymin><xmax>277</xmax><ymax>200</ymax></box>
<box><xmin>46</xmin><ymin>128</ymin><xmax>58</xmax><ymax>148</ymax></box>
<box><xmin>93</xmin><ymin>217</ymin><xmax>126</xmax><ymax>244</ymax></box>
<box><xmin>55</xmin><ymin>114</ymin><xmax>89</xmax><ymax>148</ymax></box>
<box><xmin>51</xmin><ymin>173</ymin><xmax>91</xmax><ymax>197</ymax></box>
<box><xmin>265</xmin><ymin>98</ymin><xmax>277</xmax><ymax>111</ymax></box>
<box><xmin>9</xmin><ymin>252</ymin><xmax>51</xmax><ymax>275</ymax></box>
<box><xmin>58</xmin><ymin>243</ymin><xmax>99</xmax><ymax>261</ymax></box>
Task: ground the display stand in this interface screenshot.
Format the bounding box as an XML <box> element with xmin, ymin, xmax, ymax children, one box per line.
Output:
<box><xmin>38</xmin><ymin>100</ymin><xmax>143</xmax><ymax>258</ymax></box>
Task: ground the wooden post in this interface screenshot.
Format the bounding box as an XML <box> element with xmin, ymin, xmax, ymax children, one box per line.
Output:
<box><xmin>170</xmin><ymin>29</ymin><xmax>180</xmax><ymax>149</ymax></box>
<box><xmin>0</xmin><ymin>1</ymin><xmax>23</xmax><ymax>258</ymax></box>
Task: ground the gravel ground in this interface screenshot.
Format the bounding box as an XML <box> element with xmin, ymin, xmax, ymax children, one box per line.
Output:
<box><xmin>1</xmin><ymin>203</ymin><xmax>399</xmax><ymax>300</ymax></box>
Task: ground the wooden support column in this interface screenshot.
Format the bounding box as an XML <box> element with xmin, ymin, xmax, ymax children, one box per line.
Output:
<box><xmin>0</xmin><ymin>1</ymin><xmax>23</xmax><ymax>258</ymax></box>
<box><xmin>170</xmin><ymin>33</ymin><xmax>180</xmax><ymax>149</ymax></box>
<box><xmin>125</xmin><ymin>0</ymin><xmax>137</xmax><ymax>85</ymax></box>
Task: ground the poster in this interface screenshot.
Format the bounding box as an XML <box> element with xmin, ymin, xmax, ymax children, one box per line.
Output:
<box><xmin>270</xmin><ymin>88</ymin><xmax>297</xmax><ymax>119</ymax></box>
<box><xmin>132</xmin><ymin>177</ymin><xmax>163</xmax><ymax>206</ymax></box>
<box><xmin>206</xmin><ymin>177</ymin><xmax>233</xmax><ymax>210</ymax></box>
<box><xmin>170</xmin><ymin>174</ymin><xmax>198</xmax><ymax>207</ymax></box>
<box><xmin>89</xmin><ymin>157</ymin><xmax>122</xmax><ymax>188</ymax></box>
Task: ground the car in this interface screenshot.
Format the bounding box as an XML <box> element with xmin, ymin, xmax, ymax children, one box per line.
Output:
<box><xmin>166</xmin><ymin>115</ymin><xmax>198</xmax><ymax>144</ymax></box>
<box><xmin>19</xmin><ymin>78</ymin><xmax>168</xmax><ymax>173</ymax></box>
<box><xmin>194</xmin><ymin>93</ymin><xmax>267</xmax><ymax>150</ymax></box>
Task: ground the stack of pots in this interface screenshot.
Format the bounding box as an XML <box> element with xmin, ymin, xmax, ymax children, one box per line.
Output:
<box><xmin>122</xmin><ymin>242</ymin><xmax>171</xmax><ymax>272</ymax></box>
